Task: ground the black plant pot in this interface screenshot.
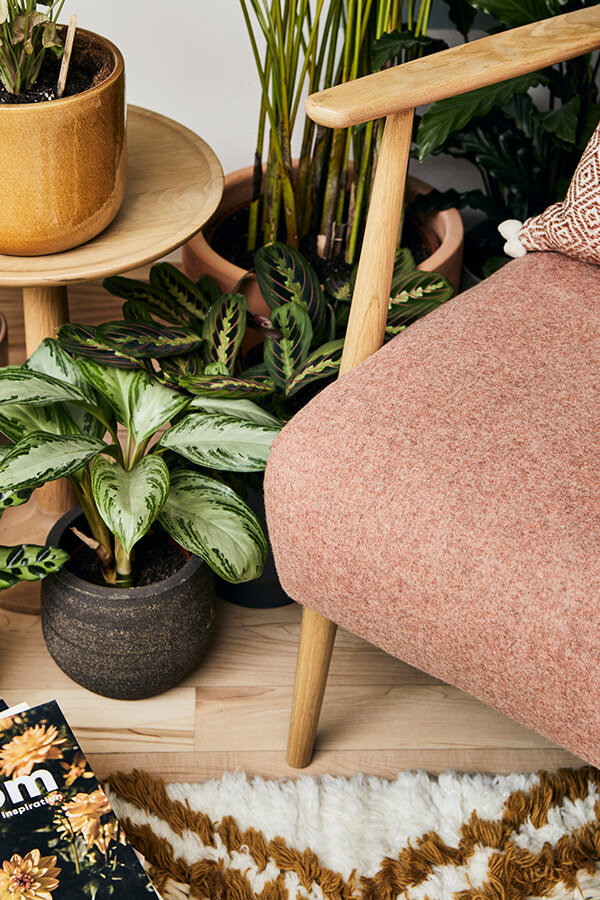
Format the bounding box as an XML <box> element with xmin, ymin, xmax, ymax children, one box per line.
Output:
<box><xmin>41</xmin><ymin>508</ymin><xmax>216</xmax><ymax>700</ymax></box>
<box><xmin>216</xmin><ymin>489</ymin><xmax>293</xmax><ymax>609</ymax></box>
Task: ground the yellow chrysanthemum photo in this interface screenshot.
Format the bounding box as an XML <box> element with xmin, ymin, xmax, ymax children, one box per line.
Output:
<box><xmin>62</xmin><ymin>789</ymin><xmax>122</xmax><ymax>853</ymax></box>
<box><xmin>0</xmin><ymin>849</ymin><xmax>60</xmax><ymax>900</ymax></box>
<box><xmin>0</xmin><ymin>725</ymin><xmax>67</xmax><ymax>778</ymax></box>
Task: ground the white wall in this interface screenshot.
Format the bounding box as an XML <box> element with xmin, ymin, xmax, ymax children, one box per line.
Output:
<box><xmin>61</xmin><ymin>0</ymin><xmax>264</xmax><ymax>175</ymax></box>
<box><xmin>61</xmin><ymin>1</ymin><xmax>481</xmax><ymax>192</ymax></box>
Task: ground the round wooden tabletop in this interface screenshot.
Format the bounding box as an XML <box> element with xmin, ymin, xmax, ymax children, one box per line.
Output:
<box><xmin>0</xmin><ymin>106</ymin><xmax>224</xmax><ymax>288</ymax></box>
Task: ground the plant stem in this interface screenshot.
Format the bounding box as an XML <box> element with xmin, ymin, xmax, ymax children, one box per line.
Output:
<box><xmin>114</xmin><ymin>538</ymin><xmax>133</xmax><ymax>589</ymax></box>
<box><xmin>72</xmin><ymin>473</ymin><xmax>117</xmax><ymax>584</ymax></box>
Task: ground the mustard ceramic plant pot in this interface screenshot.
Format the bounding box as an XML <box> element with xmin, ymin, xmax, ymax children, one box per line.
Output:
<box><xmin>0</xmin><ymin>29</ymin><xmax>126</xmax><ymax>257</ymax></box>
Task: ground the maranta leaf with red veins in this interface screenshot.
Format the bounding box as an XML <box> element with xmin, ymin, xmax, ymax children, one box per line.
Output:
<box><xmin>254</xmin><ymin>241</ymin><xmax>325</xmax><ymax>334</ymax></box>
<box><xmin>103</xmin><ymin>275</ymin><xmax>190</xmax><ymax>327</ymax></box>
<box><xmin>150</xmin><ymin>262</ymin><xmax>212</xmax><ymax>322</ymax></box>
<box><xmin>178</xmin><ymin>374</ymin><xmax>276</xmax><ymax>400</ymax></box>
<box><xmin>390</xmin><ymin>247</ymin><xmax>417</xmax><ymax>295</ymax></box>
<box><xmin>285</xmin><ymin>339</ymin><xmax>344</xmax><ymax>398</ymax></box>
<box><xmin>57</xmin><ymin>324</ymin><xmax>140</xmax><ymax>368</ymax></box>
<box><xmin>96</xmin><ymin>322</ymin><xmax>204</xmax><ymax>359</ymax></box>
<box><xmin>386</xmin><ymin>271</ymin><xmax>454</xmax><ymax>335</ymax></box>
<box><xmin>323</xmin><ymin>270</ymin><xmax>354</xmax><ymax>302</ymax></box>
<box><xmin>202</xmin><ymin>293</ymin><xmax>247</xmax><ymax>374</ymax></box>
<box><xmin>263</xmin><ymin>303</ymin><xmax>313</xmax><ymax>390</ymax></box>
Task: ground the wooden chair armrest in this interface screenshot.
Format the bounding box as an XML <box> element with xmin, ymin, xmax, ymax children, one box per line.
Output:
<box><xmin>306</xmin><ymin>6</ymin><xmax>600</xmax><ymax>128</ymax></box>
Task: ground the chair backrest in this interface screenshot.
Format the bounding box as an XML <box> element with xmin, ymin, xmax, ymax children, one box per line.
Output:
<box><xmin>304</xmin><ymin>7</ymin><xmax>600</xmax><ymax>380</ymax></box>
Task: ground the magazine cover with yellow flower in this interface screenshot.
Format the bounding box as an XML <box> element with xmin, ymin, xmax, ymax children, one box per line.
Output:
<box><xmin>0</xmin><ymin>699</ymin><xmax>158</xmax><ymax>899</ymax></box>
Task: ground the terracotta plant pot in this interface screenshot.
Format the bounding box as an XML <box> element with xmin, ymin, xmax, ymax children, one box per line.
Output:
<box><xmin>41</xmin><ymin>509</ymin><xmax>216</xmax><ymax>700</ymax></box>
<box><xmin>0</xmin><ymin>29</ymin><xmax>126</xmax><ymax>257</ymax></box>
<box><xmin>183</xmin><ymin>166</ymin><xmax>465</xmax><ymax>314</ymax></box>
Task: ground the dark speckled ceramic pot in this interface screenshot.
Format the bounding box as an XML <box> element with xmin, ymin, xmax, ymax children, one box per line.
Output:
<box><xmin>41</xmin><ymin>508</ymin><xmax>216</xmax><ymax>700</ymax></box>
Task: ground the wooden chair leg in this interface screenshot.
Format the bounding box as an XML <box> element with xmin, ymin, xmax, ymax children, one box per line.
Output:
<box><xmin>287</xmin><ymin>607</ymin><xmax>337</xmax><ymax>768</ymax></box>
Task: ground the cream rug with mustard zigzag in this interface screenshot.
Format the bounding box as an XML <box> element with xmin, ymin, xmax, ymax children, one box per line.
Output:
<box><xmin>106</xmin><ymin>767</ymin><xmax>600</xmax><ymax>900</ymax></box>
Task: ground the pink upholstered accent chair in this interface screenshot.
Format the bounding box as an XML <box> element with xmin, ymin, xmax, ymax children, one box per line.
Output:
<box><xmin>264</xmin><ymin>8</ymin><xmax>600</xmax><ymax>769</ymax></box>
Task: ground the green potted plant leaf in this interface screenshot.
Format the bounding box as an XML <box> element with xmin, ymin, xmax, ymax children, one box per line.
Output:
<box><xmin>0</xmin><ymin>2</ymin><xmax>126</xmax><ymax>255</ymax></box>
<box><xmin>0</xmin><ymin>339</ymin><xmax>281</xmax><ymax>698</ymax></box>
<box><xmin>183</xmin><ymin>0</ymin><xmax>464</xmax><ymax>312</ymax></box>
<box><xmin>56</xmin><ymin>255</ymin><xmax>453</xmax><ymax>608</ymax></box>
<box><xmin>413</xmin><ymin>0</ymin><xmax>600</xmax><ymax>279</ymax></box>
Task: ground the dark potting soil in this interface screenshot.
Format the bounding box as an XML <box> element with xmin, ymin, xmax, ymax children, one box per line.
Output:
<box><xmin>0</xmin><ymin>30</ymin><xmax>111</xmax><ymax>104</ymax></box>
<box><xmin>62</xmin><ymin>520</ymin><xmax>189</xmax><ymax>588</ymax></box>
<box><xmin>210</xmin><ymin>204</ymin><xmax>432</xmax><ymax>282</ymax></box>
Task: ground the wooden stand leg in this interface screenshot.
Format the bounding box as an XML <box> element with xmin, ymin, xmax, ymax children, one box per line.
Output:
<box><xmin>287</xmin><ymin>608</ymin><xmax>337</xmax><ymax>768</ymax></box>
<box><xmin>22</xmin><ymin>285</ymin><xmax>69</xmax><ymax>356</ymax></box>
<box><xmin>22</xmin><ymin>285</ymin><xmax>75</xmax><ymax>516</ymax></box>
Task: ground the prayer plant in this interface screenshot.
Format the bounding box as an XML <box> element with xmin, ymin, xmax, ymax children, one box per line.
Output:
<box><xmin>57</xmin><ymin>258</ymin><xmax>453</xmax><ymax>421</ymax></box>
<box><xmin>0</xmin><ymin>0</ymin><xmax>65</xmax><ymax>95</ymax></box>
<box><xmin>0</xmin><ymin>339</ymin><xmax>281</xmax><ymax>589</ymax></box>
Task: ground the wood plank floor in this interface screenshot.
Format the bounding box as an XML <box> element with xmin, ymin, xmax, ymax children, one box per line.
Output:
<box><xmin>0</xmin><ymin>271</ymin><xmax>586</xmax><ymax>782</ymax></box>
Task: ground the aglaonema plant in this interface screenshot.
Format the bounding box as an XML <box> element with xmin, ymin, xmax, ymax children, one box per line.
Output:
<box><xmin>0</xmin><ymin>0</ymin><xmax>65</xmax><ymax>95</ymax></box>
<box><xmin>58</xmin><ymin>255</ymin><xmax>453</xmax><ymax>420</ymax></box>
<box><xmin>0</xmin><ymin>339</ymin><xmax>281</xmax><ymax>589</ymax></box>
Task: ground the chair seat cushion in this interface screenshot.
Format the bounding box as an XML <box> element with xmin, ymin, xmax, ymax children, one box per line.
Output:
<box><xmin>264</xmin><ymin>252</ymin><xmax>600</xmax><ymax>764</ymax></box>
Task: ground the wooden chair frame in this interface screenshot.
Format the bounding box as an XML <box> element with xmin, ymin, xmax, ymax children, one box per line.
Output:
<box><xmin>286</xmin><ymin>6</ymin><xmax>600</xmax><ymax>769</ymax></box>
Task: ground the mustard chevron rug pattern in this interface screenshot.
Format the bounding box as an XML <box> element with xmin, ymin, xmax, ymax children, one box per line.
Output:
<box><xmin>106</xmin><ymin>767</ymin><xmax>600</xmax><ymax>900</ymax></box>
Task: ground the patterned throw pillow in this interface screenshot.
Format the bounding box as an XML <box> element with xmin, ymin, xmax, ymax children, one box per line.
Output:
<box><xmin>499</xmin><ymin>120</ymin><xmax>600</xmax><ymax>265</ymax></box>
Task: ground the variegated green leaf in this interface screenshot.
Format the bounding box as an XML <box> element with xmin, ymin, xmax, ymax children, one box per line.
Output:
<box><xmin>128</xmin><ymin>370</ymin><xmax>190</xmax><ymax>445</ymax></box>
<box><xmin>264</xmin><ymin>303</ymin><xmax>312</xmax><ymax>390</ymax></box>
<box><xmin>0</xmin><ymin>366</ymin><xmax>88</xmax><ymax>407</ymax></box>
<box><xmin>159</xmin><ymin>411</ymin><xmax>280</xmax><ymax>472</ymax></box>
<box><xmin>0</xmin><ymin>433</ymin><xmax>105</xmax><ymax>491</ymax></box>
<box><xmin>75</xmin><ymin>361</ymin><xmax>137</xmax><ymax>427</ymax></box>
<box><xmin>91</xmin><ymin>455</ymin><xmax>170</xmax><ymax>555</ymax></box>
<box><xmin>0</xmin><ymin>403</ymin><xmax>77</xmax><ymax>443</ymax></box>
<box><xmin>255</xmin><ymin>242</ymin><xmax>325</xmax><ymax>333</ymax></box>
<box><xmin>57</xmin><ymin>324</ymin><xmax>141</xmax><ymax>369</ymax></box>
<box><xmin>285</xmin><ymin>339</ymin><xmax>344</xmax><ymax>398</ymax></box>
<box><xmin>202</xmin><ymin>293</ymin><xmax>247</xmax><ymax>374</ymax></box>
<box><xmin>159</xmin><ymin>469</ymin><xmax>267</xmax><ymax>583</ymax></box>
<box><xmin>26</xmin><ymin>339</ymin><xmax>114</xmax><ymax>439</ymax></box>
<box><xmin>178</xmin><ymin>374</ymin><xmax>276</xmax><ymax>400</ymax></box>
<box><xmin>96</xmin><ymin>321</ymin><xmax>203</xmax><ymax>359</ymax></box>
<box><xmin>0</xmin><ymin>446</ymin><xmax>34</xmax><ymax>515</ymax></box>
<box><xmin>188</xmin><ymin>396</ymin><xmax>280</xmax><ymax>427</ymax></box>
<box><xmin>0</xmin><ymin>545</ymin><xmax>70</xmax><ymax>591</ymax></box>
<box><xmin>150</xmin><ymin>262</ymin><xmax>211</xmax><ymax>322</ymax></box>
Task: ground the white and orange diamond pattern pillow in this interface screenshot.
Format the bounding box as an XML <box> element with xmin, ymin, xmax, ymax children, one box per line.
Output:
<box><xmin>500</xmin><ymin>120</ymin><xmax>600</xmax><ymax>266</ymax></box>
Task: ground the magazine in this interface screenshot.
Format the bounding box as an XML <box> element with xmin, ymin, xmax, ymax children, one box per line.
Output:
<box><xmin>0</xmin><ymin>699</ymin><xmax>159</xmax><ymax>898</ymax></box>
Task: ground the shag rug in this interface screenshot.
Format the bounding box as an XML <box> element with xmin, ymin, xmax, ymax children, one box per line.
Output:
<box><xmin>105</xmin><ymin>767</ymin><xmax>600</xmax><ymax>900</ymax></box>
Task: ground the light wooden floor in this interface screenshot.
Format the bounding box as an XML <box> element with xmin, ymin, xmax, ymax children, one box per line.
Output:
<box><xmin>0</xmin><ymin>273</ymin><xmax>586</xmax><ymax>782</ymax></box>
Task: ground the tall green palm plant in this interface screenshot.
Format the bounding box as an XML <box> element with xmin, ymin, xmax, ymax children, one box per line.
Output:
<box><xmin>241</xmin><ymin>0</ymin><xmax>437</xmax><ymax>265</ymax></box>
